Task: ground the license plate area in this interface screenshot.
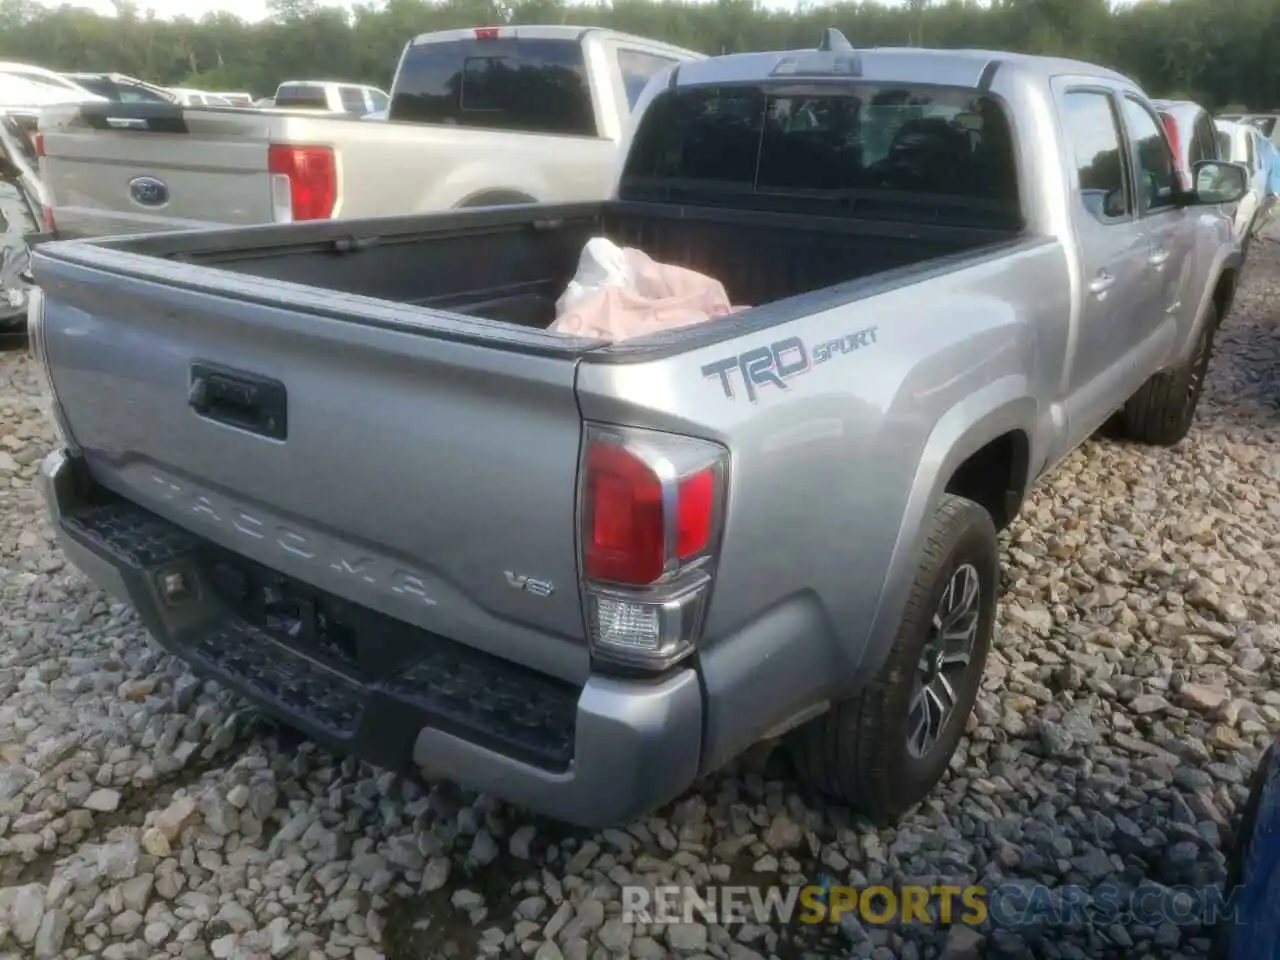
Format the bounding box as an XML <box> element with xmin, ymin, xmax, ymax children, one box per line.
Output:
<box><xmin>205</xmin><ymin>550</ymin><xmax>363</xmax><ymax>677</ymax></box>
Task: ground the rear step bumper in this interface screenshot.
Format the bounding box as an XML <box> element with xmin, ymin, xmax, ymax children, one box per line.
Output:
<box><xmin>39</xmin><ymin>448</ymin><xmax>703</xmax><ymax>828</ymax></box>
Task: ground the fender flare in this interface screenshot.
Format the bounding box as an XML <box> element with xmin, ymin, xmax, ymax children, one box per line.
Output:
<box><xmin>849</xmin><ymin>375</ymin><xmax>1037</xmax><ymax>691</ymax></box>
<box><xmin>421</xmin><ymin>158</ymin><xmax>550</xmax><ymax>210</ymax></box>
<box><xmin>1179</xmin><ymin>250</ymin><xmax>1243</xmax><ymax>364</ymax></box>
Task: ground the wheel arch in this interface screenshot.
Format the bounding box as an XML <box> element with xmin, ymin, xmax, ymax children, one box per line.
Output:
<box><xmin>455</xmin><ymin>189</ymin><xmax>539</xmax><ymax>209</ymax></box>
<box><xmin>849</xmin><ymin>376</ymin><xmax>1036</xmax><ymax>694</ymax></box>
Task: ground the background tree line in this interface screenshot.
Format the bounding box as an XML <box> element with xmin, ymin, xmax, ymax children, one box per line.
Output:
<box><xmin>0</xmin><ymin>0</ymin><xmax>1275</xmax><ymax>111</ymax></box>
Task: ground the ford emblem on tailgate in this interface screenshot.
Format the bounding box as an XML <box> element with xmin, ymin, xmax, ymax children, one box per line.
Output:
<box><xmin>129</xmin><ymin>176</ymin><xmax>169</xmax><ymax>207</ymax></box>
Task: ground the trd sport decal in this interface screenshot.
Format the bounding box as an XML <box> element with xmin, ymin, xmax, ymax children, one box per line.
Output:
<box><xmin>701</xmin><ymin>326</ymin><xmax>878</xmax><ymax>402</ymax></box>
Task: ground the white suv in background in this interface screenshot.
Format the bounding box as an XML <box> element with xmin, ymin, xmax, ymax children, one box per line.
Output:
<box><xmin>1215</xmin><ymin>118</ymin><xmax>1275</xmax><ymax>250</ymax></box>
<box><xmin>1219</xmin><ymin>113</ymin><xmax>1280</xmax><ymax>149</ymax></box>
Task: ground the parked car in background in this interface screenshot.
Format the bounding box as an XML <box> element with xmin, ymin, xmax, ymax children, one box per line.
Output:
<box><xmin>37</xmin><ymin>25</ymin><xmax>705</xmax><ymax>238</ymax></box>
<box><xmin>0</xmin><ymin>75</ymin><xmax>74</xmax><ymax>109</ymax></box>
<box><xmin>0</xmin><ymin>63</ymin><xmax>98</xmax><ymax>99</ymax></box>
<box><xmin>0</xmin><ymin>113</ymin><xmax>46</xmax><ymax>340</ymax></box>
<box><xmin>168</xmin><ymin>88</ymin><xmax>233</xmax><ymax>107</ymax></box>
<box><xmin>28</xmin><ymin>36</ymin><xmax>1251</xmax><ymax>827</ymax></box>
<box><xmin>0</xmin><ymin>68</ymin><xmax>104</xmax><ymax>109</ymax></box>
<box><xmin>1215</xmin><ymin>118</ymin><xmax>1275</xmax><ymax>250</ymax></box>
<box><xmin>1234</xmin><ymin>113</ymin><xmax>1280</xmax><ymax>149</ymax></box>
<box><xmin>272</xmin><ymin>80</ymin><xmax>389</xmax><ymax>116</ymax></box>
<box><xmin>63</xmin><ymin>72</ymin><xmax>176</xmax><ymax>104</ymax></box>
<box><xmin>213</xmin><ymin>91</ymin><xmax>254</xmax><ymax>106</ymax></box>
<box><xmin>1153</xmin><ymin>98</ymin><xmax>1219</xmax><ymax>190</ymax></box>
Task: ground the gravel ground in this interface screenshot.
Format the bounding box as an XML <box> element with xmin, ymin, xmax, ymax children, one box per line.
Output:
<box><xmin>1</xmin><ymin>247</ymin><xmax>1280</xmax><ymax>960</ymax></box>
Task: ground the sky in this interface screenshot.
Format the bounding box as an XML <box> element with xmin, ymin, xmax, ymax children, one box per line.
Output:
<box><xmin>35</xmin><ymin>0</ymin><xmax>835</xmax><ymax>22</ymax></box>
<box><xmin>36</xmin><ymin>0</ymin><xmax>353</xmax><ymax>20</ymax></box>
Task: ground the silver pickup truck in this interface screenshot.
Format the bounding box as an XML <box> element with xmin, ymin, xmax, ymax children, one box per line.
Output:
<box><xmin>28</xmin><ymin>34</ymin><xmax>1248</xmax><ymax>828</ymax></box>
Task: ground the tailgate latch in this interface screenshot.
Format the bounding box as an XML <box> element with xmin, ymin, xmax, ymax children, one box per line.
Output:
<box><xmin>188</xmin><ymin>362</ymin><xmax>288</xmax><ymax>441</ymax></box>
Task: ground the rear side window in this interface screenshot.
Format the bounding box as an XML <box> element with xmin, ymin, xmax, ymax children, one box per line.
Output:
<box><xmin>72</xmin><ymin>76</ymin><xmax>112</xmax><ymax>98</ymax></box>
<box><xmin>96</xmin><ymin>80</ymin><xmax>171</xmax><ymax>105</ymax></box>
<box><xmin>276</xmin><ymin>84</ymin><xmax>329</xmax><ymax>110</ymax></box>
<box><xmin>391</xmin><ymin>37</ymin><xmax>595</xmax><ymax>136</ymax></box>
<box><xmin>620</xmin><ymin>83</ymin><xmax>1021</xmax><ymax>227</ymax></box>
<box><xmin>338</xmin><ymin>86</ymin><xmax>367</xmax><ymax>114</ymax></box>
<box><xmin>119</xmin><ymin>85</ymin><xmax>171</xmax><ymax>104</ymax></box>
<box><xmin>1122</xmin><ymin>97</ymin><xmax>1178</xmax><ymax>212</ymax></box>
<box><xmin>1187</xmin><ymin>121</ymin><xmax>1205</xmax><ymax>165</ymax></box>
<box><xmin>1061</xmin><ymin>90</ymin><xmax>1130</xmax><ymax>222</ymax></box>
<box><xmin>1190</xmin><ymin>113</ymin><xmax>1217</xmax><ymax>165</ymax></box>
<box><xmin>616</xmin><ymin>50</ymin><xmax>679</xmax><ymax>109</ymax></box>
<box><xmin>1216</xmin><ymin>130</ymin><xmax>1232</xmax><ymax>160</ymax></box>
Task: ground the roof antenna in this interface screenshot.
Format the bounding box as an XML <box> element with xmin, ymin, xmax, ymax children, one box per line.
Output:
<box><xmin>818</xmin><ymin>28</ymin><xmax>853</xmax><ymax>53</ymax></box>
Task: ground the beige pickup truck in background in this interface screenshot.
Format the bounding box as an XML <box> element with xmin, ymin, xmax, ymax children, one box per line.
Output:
<box><xmin>37</xmin><ymin>26</ymin><xmax>703</xmax><ymax>238</ymax></box>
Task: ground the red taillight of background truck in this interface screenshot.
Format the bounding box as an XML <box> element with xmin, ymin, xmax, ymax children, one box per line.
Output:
<box><xmin>267</xmin><ymin>143</ymin><xmax>337</xmax><ymax>221</ymax></box>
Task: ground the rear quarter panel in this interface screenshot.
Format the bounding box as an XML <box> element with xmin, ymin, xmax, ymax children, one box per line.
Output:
<box><xmin>575</xmin><ymin>240</ymin><xmax>1071</xmax><ymax>751</ymax></box>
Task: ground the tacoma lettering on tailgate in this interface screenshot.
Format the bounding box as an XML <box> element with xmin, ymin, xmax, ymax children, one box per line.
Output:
<box><xmin>147</xmin><ymin>472</ymin><xmax>438</xmax><ymax>605</ymax></box>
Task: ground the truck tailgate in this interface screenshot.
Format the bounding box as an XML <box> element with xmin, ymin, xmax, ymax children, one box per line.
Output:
<box><xmin>35</xmin><ymin>252</ymin><xmax>591</xmax><ymax>684</ymax></box>
<box><xmin>40</xmin><ymin>103</ymin><xmax>279</xmax><ymax>238</ymax></box>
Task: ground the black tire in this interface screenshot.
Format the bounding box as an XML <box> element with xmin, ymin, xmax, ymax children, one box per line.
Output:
<box><xmin>1122</xmin><ymin>301</ymin><xmax>1218</xmax><ymax>447</ymax></box>
<box><xmin>790</xmin><ymin>494</ymin><xmax>999</xmax><ymax>825</ymax></box>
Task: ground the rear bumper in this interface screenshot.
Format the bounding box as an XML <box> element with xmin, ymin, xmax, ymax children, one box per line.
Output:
<box><xmin>39</xmin><ymin>448</ymin><xmax>703</xmax><ymax>828</ymax></box>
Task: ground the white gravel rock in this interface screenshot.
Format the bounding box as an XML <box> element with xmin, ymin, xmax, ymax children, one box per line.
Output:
<box><xmin>2</xmin><ymin>247</ymin><xmax>1280</xmax><ymax>960</ymax></box>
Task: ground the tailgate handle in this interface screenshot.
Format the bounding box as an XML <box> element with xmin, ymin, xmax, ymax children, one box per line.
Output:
<box><xmin>189</xmin><ymin>363</ymin><xmax>287</xmax><ymax>440</ymax></box>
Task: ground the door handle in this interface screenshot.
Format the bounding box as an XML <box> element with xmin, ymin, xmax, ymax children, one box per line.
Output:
<box><xmin>1088</xmin><ymin>271</ymin><xmax>1115</xmax><ymax>295</ymax></box>
<box><xmin>1148</xmin><ymin>249</ymin><xmax>1170</xmax><ymax>268</ymax></box>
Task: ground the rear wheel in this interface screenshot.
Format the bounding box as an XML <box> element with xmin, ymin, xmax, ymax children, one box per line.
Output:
<box><xmin>790</xmin><ymin>495</ymin><xmax>998</xmax><ymax>824</ymax></box>
<box><xmin>1121</xmin><ymin>301</ymin><xmax>1218</xmax><ymax>447</ymax></box>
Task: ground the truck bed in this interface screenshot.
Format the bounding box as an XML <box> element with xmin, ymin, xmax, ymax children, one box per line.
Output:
<box><xmin>113</xmin><ymin>200</ymin><xmax>1021</xmax><ymax>331</ymax></box>
<box><xmin>31</xmin><ymin>199</ymin><xmax>1024</xmax><ymax>717</ymax></box>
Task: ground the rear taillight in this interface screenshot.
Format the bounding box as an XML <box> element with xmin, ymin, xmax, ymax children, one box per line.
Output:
<box><xmin>579</xmin><ymin>423</ymin><xmax>727</xmax><ymax>670</ymax></box>
<box><xmin>42</xmin><ymin>207</ymin><xmax>56</xmax><ymax>233</ymax></box>
<box><xmin>32</xmin><ymin>133</ymin><xmax>44</xmax><ymax>157</ymax></box>
<box><xmin>267</xmin><ymin>144</ymin><xmax>336</xmax><ymax>222</ymax></box>
<box><xmin>474</xmin><ymin>27</ymin><xmax>500</xmax><ymax>39</ymax></box>
<box><xmin>1160</xmin><ymin>114</ymin><xmax>1190</xmax><ymax>191</ymax></box>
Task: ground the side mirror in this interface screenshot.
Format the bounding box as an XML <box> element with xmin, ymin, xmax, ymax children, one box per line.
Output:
<box><xmin>1189</xmin><ymin>160</ymin><xmax>1250</xmax><ymax>205</ymax></box>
